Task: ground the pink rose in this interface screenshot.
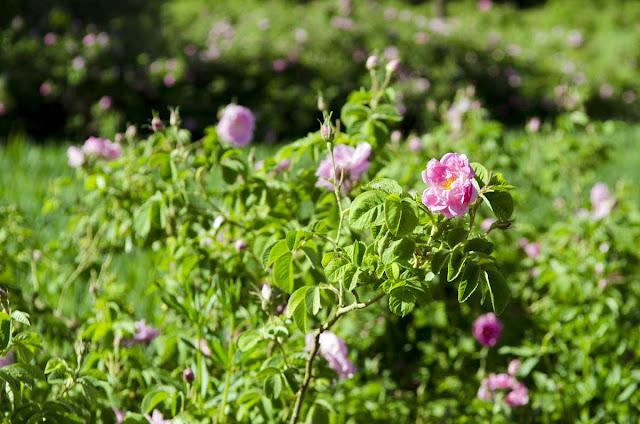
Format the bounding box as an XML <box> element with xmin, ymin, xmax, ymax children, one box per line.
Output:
<box><xmin>306</xmin><ymin>331</ymin><xmax>357</xmax><ymax>379</ymax></box>
<box><xmin>590</xmin><ymin>182</ymin><xmax>614</xmax><ymax>219</ymax></box>
<box><xmin>67</xmin><ymin>146</ymin><xmax>85</xmax><ymax>168</ymax></box>
<box><xmin>421</xmin><ymin>153</ymin><xmax>477</xmax><ymax>218</ymax></box>
<box><xmin>217</xmin><ymin>104</ymin><xmax>255</xmax><ymax>147</ymax></box>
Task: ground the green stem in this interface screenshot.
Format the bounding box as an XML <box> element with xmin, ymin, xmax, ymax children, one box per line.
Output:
<box><xmin>289</xmin><ymin>292</ymin><xmax>385</xmax><ymax>424</ymax></box>
<box><xmin>218</xmin><ymin>314</ymin><xmax>235</xmax><ymax>423</ymax></box>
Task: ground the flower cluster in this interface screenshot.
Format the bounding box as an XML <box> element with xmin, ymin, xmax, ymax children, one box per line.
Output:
<box><xmin>472</xmin><ymin>312</ymin><xmax>502</xmax><ymax>347</ymax></box>
<box><xmin>315</xmin><ymin>143</ymin><xmax>372</xmax><ymax>193</ymax></box>
<box><xmin>422</xmin><ymin>153</ymin><xmax>478</xmax><ymax>218</ymax></box>
<box><xmin>478</xmin><ymin>360</ymin><xmax>529</xmax><ymax>407</ymax></box>
<box><xmin>306</xmin><ymin>331</ymin><xmax>357</xmax><ymax>379</ymax></box>
<box><xmin>217</xmin><ymin>104</ymin><xmax>255</xmax><ymax>147</ymax></box>
<box><xmin>67</xmin><ymin>136</ymin><xmax>122</xmax><ymax>168</ymax></box>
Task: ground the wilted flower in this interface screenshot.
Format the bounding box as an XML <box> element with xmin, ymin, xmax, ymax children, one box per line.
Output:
<box><xmin>0</xmin><ymin>352</ymin><xmax>14</xmax><ymax>368</ymax></box>
<box><xmin>472</xmin><ymin>313</ymin><xmax>502</xmax><ymax>347</ymax></box>
<box><xmin>315</xmin><ymin>143</ymin><xmax>372</xmax><ymax>193</ymax></box>
<box><xmin>67</xmin><ymin>146</ymin><xmax>85</xmax><ymax>168</ymax></box>
<box><xmin>306</xmin><ymin>331</ymin><xmax>357</xmax><ymax>379</ymax></box>
<box><xmin>591</xmin><ymin>182</ymin><xmax>615</xmax><ymax>219</ymax></box>
<box><xmin>145</xmin><ymin>410</ymin><xmax>172</xmax><ymax>424</ymax></box>
<box><xmin>122</xmin><ymin>320</ymin><xmax>160</xmax><ymax>347</ymax></box>
<box><xmin>217</xmin><ymin>104</ymin><xmax>255</xmax><ymax>147</ymax></box>
<box><xmin>421</xmin><ymin>153</ymin><xmax>478</xmax><ymax>218</ymax></box>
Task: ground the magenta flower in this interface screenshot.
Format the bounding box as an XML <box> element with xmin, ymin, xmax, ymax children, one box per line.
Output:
<box><xmin>122</xmin><ymin>320</ymin><xmax>160</xmax><ymax>347</ymax></box>
<box><xmin>591</xmin><ymin>182</ymin><xmax>615</xmax><ymax>219</ymax></box>
<box><xmin>67</xmin><ymin>146</ymin><xmax>85</xmax><ymax>168</ymax></box>
<box><xmin>487</xmin><ymin>373</ymin><xmax>514</xmax><ymax>390</ymax></box>
<box><xmin>0</xmin><ymin>352</ymin><xmax>14</xmax><ymax>368</ymax></box>
<box><xmin>217</xmin><ymin>104</ymin><xmax>255</xmax><ymax>147</ymax></box>
<box><xmin>315</xmin><ymin>143</ymin><xmax>372</xmax><ymax>193</ymax></box>
<box><xmin>421</xmin><ymin>153</ymin><xmax>478</xmax><ymax>218</ymax></box>
<box><xmin>306</xmin><ymin>331</ymin><xmax>357</xmax><ymax>379</ymax></box>
<box><xmin>472</xmin><ymin>313</ymin><xmax>502</xmax><ymax>347</ymax></box>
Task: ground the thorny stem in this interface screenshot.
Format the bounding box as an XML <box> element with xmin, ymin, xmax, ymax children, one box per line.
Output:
<box><xmin>289</xmin><ymin>292</ymin><xmax>385</xmax><ymax>424</ymax></box>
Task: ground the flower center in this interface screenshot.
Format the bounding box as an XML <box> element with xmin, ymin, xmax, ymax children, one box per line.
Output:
<box><xmin>443</xmin><ymin>176</ymin><xmax>456</xmax><ymax>190</ymax></box>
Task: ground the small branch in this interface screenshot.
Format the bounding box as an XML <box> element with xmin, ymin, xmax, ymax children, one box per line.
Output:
<box><xmin>289</xmin><ymin>292</ymin><xmax>385</xmax><ymax>424</ymax></box>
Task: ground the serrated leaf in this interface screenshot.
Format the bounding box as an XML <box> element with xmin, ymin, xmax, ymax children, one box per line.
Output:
<box><xmin>272</xmin><ymin>253</ymin><xmax>294</xmax><ymax>293</ymax></box>
<box><xmin>465</xmin><ymin>238</ymin><xmax>494</xmax><ymax>254</ymax></box>
<box><xmin>305</xmin><ymin>286</ymin><xmax>321</xmax><ymax>316</ymax></box>
<box><xmin>384</xmin><ymin>196</ymin><xmax>418</xmax><ymax>237</ymax></box>
<box><xmin>471</xmin><ymin>162</ymin><xmax>490</xmax><ymax>186</ymax></box>
<box><xmin>237</xmin><ymin>330</ymin><xmax>262</xmax><ymax>352</ymax></box>
<box><xmin>484</xmin><ymin>191</ymin><xmax>514</xmax><ymax>221</ymax></box>
<box><xmin>447</xmin><ymin>246</ymin><xmax>466</xmax><ymax>282</ymax></box>
<box><xmin>458</xmin><ymin>263</ymin><xmax>480</xmax><ymax>302</ymax></box>
<box><xmin>263</xmin><ymin>373</ymin><xmax>283</xmax><ymax>399</ymax></box>
<box><xmin>366</xmin><ymin>178</ymin><xmax>403</xmax><ymax>195</ymax></box>
<box><xmin>11</xmin><ymin>311</ymin><xmax>30</xmax><ymax>326</ymax></box>
<box><xmin>483</xmin><ymin>267</ymin><xmax>511</xmax><ymax>314</ymax></box>
<box><xmin>286</xmin><ymin>287</ymin><xmax>311</xmax><ymax>332</ymax></box>
<box><xmin>349</xmin><ymin>190</ymin><xmax>385</xmax><ymax>231</ymax></box>
<box><xmin>266</xmin><ymin>240</ymin><xmax>289</xmax><ymax>267</ymax></box>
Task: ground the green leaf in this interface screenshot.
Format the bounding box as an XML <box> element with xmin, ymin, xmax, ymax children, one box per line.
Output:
<box><xmin>388</xmin><ymin>283</ymin><xmax>416</xmax><ymax>317</ymax></box>
<box><xmin>341</xmin><ymin>104</ymin><xmax>370</xmax><ymax>129</ymax></box>
<box><xmin>483</xmin><ymin>267</ymin><xmax>511</xmax><ymax>314</ymax></box>
<box><xmin>471</xmin><ymin>162</ymin><xmax>490</xmax><ymax>186</ymax></box>
<box><xmin>430</xmin><ymin>250</ymin><xmax>449</xmax><ymax>274</ymax></box>
<box><xmin>446</xmin><ymin>226</ymin><xmax>468</xmax><ymax>246</ymax></box>
<box><xmin>272</xmin><ymin>253</ymin><xmax>294</xmax><ymax>293</ymax></box>
<box><xmin>366</xmin><ymin>178</ymin><xmax>403</xmax><ymax>195</ymax></box>
<box><xmin>484</xmin><ymin>191</ymin><xmax>514</xmax><ymax>221</ymax></box>
<box><xmin>10</xmin><ymin>311</ymin><xmax>30</xmax><ymax>326</ymax></box>
<box><xmin>384</xmin><ymin>196</ymin><xmax>418</xmax><ymax>237</ymax></box>
<box><xmin>0</xmin><ymin>312</ymin><xmax>10</xmax><ymax>350</ymax></box>
<box><xmin>141</xmin><ymin>389</ymin><xmax>170</xmax><ymax>414</ymax></box>
<box><xmin>266</xmin><ymin>240</ymin><xmax>290</xmax><ymax>267</ymax></box>
<box><xmin>349</xmin><ymin>190</ymin><xmax>385</xmax><ymax>231</ymax></box>
<box><xmin>263</xmin><ymin>373</ymin><xmax>283</xmax><ymax>399</ymax></box>
<box><xmin>322</xmin><ymin>252</ymin><xmax>354</xmax><ymax>283</ymax></box>
<box><xmin>458</xmin><ymin>263</ymin><xmax>480</xmax><ymax>302</ymax></box>
<box><xmin>372</xmin><ymin>104</ymin><xmax>403</xmax><ymax>122</ymax></box>
<box><xmin>237</xmin><ymin>330</ymin><xmax>262</xmax><ymax>352</ymax></box>
<box><xmin>447</xmin><ymin>246</ymin><xmax>466</xmax><ymax>282</ymax></box>
<box><xmin>133</xmin><ymin>198</ymin><xmax>158</xmax><ymax>239</ymax></box>
<box><xmin>465</xmin><ymin>238</ymin><xmax>494</xmax><ymax>254</ymax></box>
<box><xmin>305</xmin><ymin>286</ymin><xmax>321</xmax><ymax>316</ymax></box>
<box><xmin>286</xmin><ymin>287</ymin><xmax>311</xmax><ymax>332</ymax></box>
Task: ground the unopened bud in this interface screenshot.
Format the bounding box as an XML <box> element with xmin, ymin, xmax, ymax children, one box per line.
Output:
<box><xmin>366</xmin><ymin>55</ymin><xmax>379</xmax><ymax>70</ymax></box>
<box><xmin>170</xmin><ymin>108</ymin><xmax>180</xmax><ymax>127</ymax></box>
<box><xmin>183</xmin><ymin>367</ymin><xmax>195</xmax><ymax>383</ymax></box>
<box><xmin>317</xmin><ymin>94</ymin><xmax>326</xmax><ymax>111</ymax></box>
<box><xmin>320</xmin><ymin>124</ymin><xmax>332</xmax><ymax>141</ymax></box>
<box><xmin>114</xmin><ymin>133</ymin><xmax>124</xmax><ymax>144</ymax></box>
<box><xmin>125</xmin><ymin>125</ymin><xmax>137</xmax><ymax>139</ymax></box>
<box><xmin>234</xmin><ymin>239</ymin><xmax>247</xmax><ymax>252</ymax></box>
<box><xmin>151</xmin><ymin>117</ymin><xmax>163</xmax><ymax>132</ymax></box>
<box><xmin>386</xmin><ymin>59</ymin><xmax>400</xmax><ymax>74</ymax></box>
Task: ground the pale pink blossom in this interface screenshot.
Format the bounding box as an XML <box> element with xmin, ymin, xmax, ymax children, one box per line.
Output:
<box><xmin>98</xmin><ymin>96</ymin><xmax>112</xmax><ymax>110</ymax></box>
<box><xmin>43</xmin><ymin>33</ymin><xmax>57</xmax><ymax>45</ymax></box>
<box><xmin>315</xmin><ymin>143</ymin><xmax>371</xmax><ymax>193</ymax></box>
<box><xmin>145</xmin><ymin>410</ymin><xmax>172</xmax><ymax>424</ymax></box>
<box><xmin>122</xmin><ymin>320</ymin><xmax>160</xmax><ymax>347</ymax></box>
<box><xmin>306</xmin><ymin>331</ymin><xmax>357</xmax><ymax>379</ymax></box>
<box><xmin>67</xmin><ymin>146</ymin><xmax>85</xmax><ymax>168</ymax></box>
<box><xmin>508</xmin><ymin>359</ymin><xmax>521</xmax><ymax>376</ymax></box>
<box><xmin>591</xmin><ymin>182</ymin><xmax>615</xmax><ymax>219</ymax></box>
<box><xmin>217</xmin><ymin>104</ymin><xmax>255</xmax><ymax>147</ymax></box>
